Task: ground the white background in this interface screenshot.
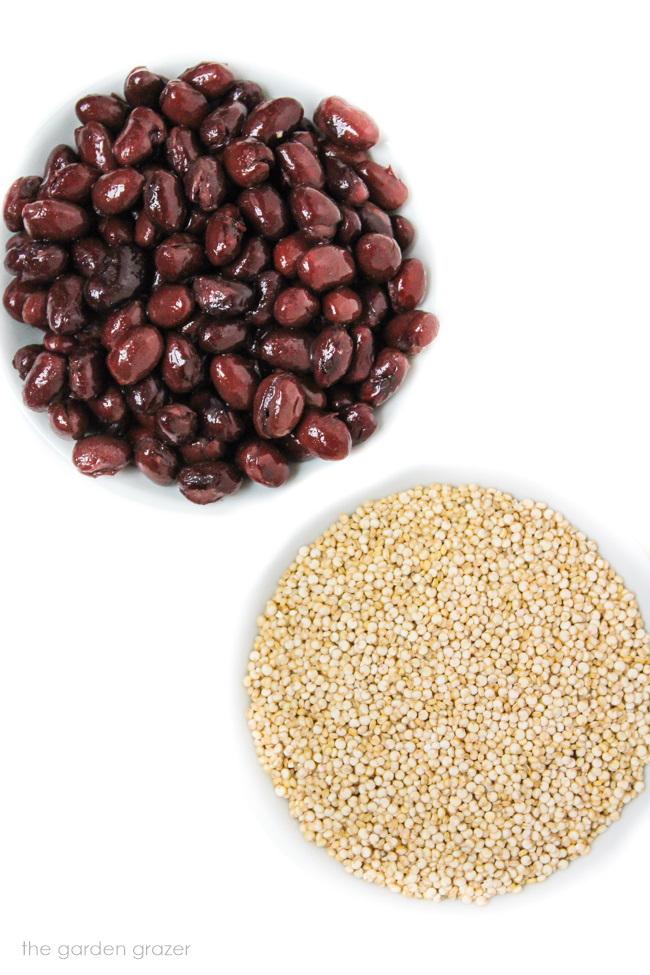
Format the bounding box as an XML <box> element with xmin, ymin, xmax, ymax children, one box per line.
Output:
<box><xmin>1</xmin><ymin>2</ymin><xmax>649</xmax><ymax>973</ymax></box>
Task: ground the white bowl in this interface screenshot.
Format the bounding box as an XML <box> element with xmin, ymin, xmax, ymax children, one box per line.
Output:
<box><xmin>233</xmin><ymin>464</ymin><xmax>650</xmax><ymax>909</ymax></box>
<box><xmin>0</xmin><ymin>61</ymin><xmax>436</xmax><ymax>513</ymax></box>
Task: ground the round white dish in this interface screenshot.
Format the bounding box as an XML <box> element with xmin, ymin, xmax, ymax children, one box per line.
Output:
<box><xmin>0</xmin><ymin>61</ymin><xmax>436</xmax><ymax>512</ymax></box>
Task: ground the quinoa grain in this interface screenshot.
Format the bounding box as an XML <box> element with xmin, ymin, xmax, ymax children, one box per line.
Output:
<box><xmin>245</xmin><ymin>484</ymin><xmax>650</xmax><ymax>903</ymax></box>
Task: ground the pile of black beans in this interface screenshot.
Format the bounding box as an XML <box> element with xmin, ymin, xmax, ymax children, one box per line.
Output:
<box><xmin>4</xmin><ymin>62</ymin><xmax>439</xmax><ymax>504</ymax></box>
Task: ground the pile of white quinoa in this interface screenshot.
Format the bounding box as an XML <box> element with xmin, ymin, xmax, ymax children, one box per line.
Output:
<box><xmin>246</xmin><ymin>484</ymin><xmax>650</xmax><ymax>903</ymax></box>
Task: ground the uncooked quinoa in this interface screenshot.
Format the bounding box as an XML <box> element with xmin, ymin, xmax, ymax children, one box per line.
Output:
<box><xmin>246</xmin><ymin>484</ymin><xmax>650</xmax><ymax>903</ymax></box>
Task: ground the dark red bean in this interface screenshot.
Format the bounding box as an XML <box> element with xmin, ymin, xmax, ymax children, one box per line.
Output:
<box><xmin>205</xmin><ymin>204</ymin><xmax>246</xmax><ymax>266</ymax></box>
<box><xmin>180</xmin><ymin>61</ymin><xmax>235</xmax><ymax>99</ymax></box>
<box><xmin>238</xmin><ymin>184</ymin><xmax>290</xmax><ymax>240</ymax></box>
<box><xmin>161</xmin><ymin>334</ymin><xmax>203</xmax><ymax>394</ymax></box>
<box><xmin>91</xmin><ymin>168</ymin><xmax>144</xmax><ymax>215</ymax></box>
<box><xmin>391</xmin><ymin>214</ymin><xmax>415</xmax><ymax>251</ymax></box>
<box><xmin>106</xmin><ymin>325</ymin><xmax>164</xmax><ymax>385</ymax></box>
<box><xmin>184</xmin><ymin>157</ymin><xmax>226</xmax><ymax>212</ymax></box>
<box><xmin>273</xmin><ymin>286</ymin><xmax>319</xmax><ymax>328</ymax></box>
<box><xmin>339</xmin><ymin>402</ymin><xmax>377</xmax><ymax>445</ymax></box>
<box><xmin>195</xmin><ymin>392</ymin><xmax>246</xmax><ymax>442</ymax></box>
<box><xmin>279</xmin><ymin>429</ymin><xmax>314</xmax><ymax>461</ymax></box>
<box><xmin>299</xmin><ymin>376</ymin><xmax>328</xmax><ymax>409</ymax></box>
<box><xmin>210</xmin><ymin>353</ymin><xmax>258</xmax><ymax>410</ymax></box>
<box><xmin>359</xmin><ymin>202</ymin><xmax>394</xmax><ymax>237</ymax></box>
<box><xmin>273</xmin><ymin>232</ymin><xmax>312</xmax><ymax>278</ymax></box>
<box><xmin>22</xmin><ymin>200</ymin><xmax>90</xmax><ymax>241</ymax></box>
<box><xmin>198</xmin><ymin>319</ymin><xmax>248</xmax><ymax>354</ymax></box>
<box><xmin>5</xmin><ymin>229</ymin><xmax>29</xmax><ymax>256</ymax></box>
<box><xmin>199</xmin><ymin>102</ymin><xmax>248</xmax><ymax>151</ymax></box>
<box><xmin>323</xmin><ymin>141</ymin><xmax>362</xmax><ymax>164</ymax></box>
<box><xmin>3</xmin><ymin>242</ymin><xmax>25</xmax><ymax>273</ymax></box>
<box><xmin>131</xmin><ymin>107</ymin><xmax>167</xmax><ymax>145</ymax></box>
<box><xmin>4</xmin><ymin>250</ymin><xmax>19</xmax><ymax>279</ymax></box>
<box><xmin>236</xmin><ymin>439</ymin><xmax>290</xmax><ymax>487</ymax></box>
<box><xmin>85</xmin><ymin>244</ymin><xmax>148</xmax><ymax>311</ymax></box>
<box><xmin>155</xmin><ymin>403</ymin><xmax>197</xmax><ymax>445</ymax></box>
<box><xmin>100</xmin><ymin>300</ymin><xmax>147</xmax><ymax>348</ymax></box>
<box><xmin>242</xmin><ymin>97</ymin><xmax>303</xmax><ymax>144</ymax></box>
<box><xmin>155</xmin><ymin>234</ymin><xmax>204</xmax><ymax>281</ymax></box>
<box><xmin>356</xmin><ymin>233</ymin><xmax>402</xmax><ymax>283</ymax></box>
<box><xmin>245</xmin><ymin>270</ymin><xmax>283</xmax><ymax>327</ymax></box>
<box><xmin>76</xmin><ymin>94</ymin><xmax>126</xmax><ymax>131</ymax></box>
<box><xmin>129</xmin><ymin>415</ymin><xmax>156</xmax><ymax>435</ymax></box>
<box><xmin>291</xmin><ymin>130</ymin><xmax>320</xmax><ymax>154</ymax></box>
<box><xmin>256</xmin><ymin>328</ymin><xmax>311</xmax><ymax>372</ymax></box>
<box><xmin>47</xmin><ymin>274</ymin><xmax>89</xmax><ymax>334</ymax></box>
<box><xmin>124</xmin><ymin>67</ymin><xmax>168</xmax><ymax>107</ymax></box>
<box><xmin>223</xmin><ymin>137</ymin><xmax>274</xmax><ymax>187</ymax></box>
<box><xmin>222</xmin><ymin>236</ymin><xmax>270</xmax><ymax>281</ymax></box>
<box><xmin>322</xmin><ymin>286</ymin><xmax>362</xmax><ymax>324</ymax></box>
<box><xmin>221</xmin><ymin>81</ymin><xmax>264</xmax><ymax>111</ymax></box>
<box><xmin>4</xmin><ymin>176</ymin><xmax>41</xmax><ymax>231</ymax></box>
<box><xmin>387</xmin><ymin>258</ymin><xmax>426</xmax><ymax>311</ymax></box>
<box><xmin>43</xmin><ymin>145</ymin><xmax>78</xmax><ymax>181</ymax></box>
<box><xmin>101</xmin><ymin>418</ymin><xmax>131</xmax><ymax>441</ymax></box>
<box><xmin>13</xmin><ymin>344</ymin><xmax>43</xmax><ymax>379</ymax></box>
<box><xmin>293</xmin><ymin>408</ymin><xmax>351</xmax><ymax>461</ymax></box>
<box><xmin>327</xmin><ymin>385</ymin><xmax>356</xmax><ymax>411</ymax></box>
<box><xmin>159</xmin><ymin>80</ymin><xmax>209</xmax><ymax>128</ymax></box>
<box><xmin>134</xmin><ymin>436</ymin><xmax>178</xmax><ymax>485</ymax></box>
<box><xmin>22</xmin><ymin>352</ymin><xmax>67</xmax><ymax>411</ymax></box>
<box><xmin>77</xmin><ymin>321</ymin><xmax>103</xmax><ymax>345</ymax></box>
<box><xmin>311</xmin><ymin>325</ymin><xmax>354</xmax><ymax>388</ymax></box>
<box><xmin>88</xmin><ymin>384</ymin><xmax>128</xmax><ymax>424</ymax></box>
<box><xmin>166</xmin><ymin>126</ymin><xmax>201</xmax><ymax>175</ymax></box>
<box><xmin>183</xmin><ymin>207</ymin><xmax>208</xmax><ymax>237</ymax></box>
<box><xmin>337</xmin><ymin>204</ymin><xmax>362</xmax><ymax>245</ymax></box>
<box><xmin>134</xmin><ymin>211</ymin><xmax>161</xmax><ymax>248</ymax></box>
<box><xmin>44</xmin><ymin>163</ymin><xmax>97</xmax><ymax>203</ymax></box>
<box><xmin>178</xmin><ymin>460</ymin><xmax>242</xmax><ymax>504</ymax></box>
<box><xmin>359</xmin><ymin>348</ymin><xmax>410</xmax><ymax>405</ymax></box>
<box><xmin>143</xmin><ymin>169</ymin><xmax>185</xmax><ymax>233</ymax></box>
<box><xmin>179</xmin><ymin>438</ymin><xmax>227</xmax><ymax>463</ymax></box>
<box><xmin>383</xmin><ymin>310</ymin><xmax>440</xmax><ymax>355</ymax></box>
<box><xmin>357</xmin><ymin>283</ymin><xmax>389</xmax><ymax>328</ymax></box>
<box><xmin>290</xmin><ymin>186</ymin><xmax>340</xmax><ymax>240</ymax></box>
<box><xmin>354</xmin><ymin>160</ymin><xmax>408</xmax><ymax>211</ymax></box>
<box><xmin>75</xmin><ymin>122</ymin><xmax>116</xmax><ymax>173</ymax></box>
<box><xmin>22</xmin><ymin>291</ymin><xmax>49</xmax><ymax>328</ymax></box>
<box><xmin>178</xmin><ymin>315</ymin><xmax>203</xmax><ymax>340</ymax></box>
<box><xmin>68</xmin><ymin>347</ymin><xmax>105</xmax><ymax>400</ymax></box>
<box><xmin>147</xmin><ymin>283</ymin><xmax>194</xmax><ymax>328</ymax></box>
<box><xmin>344</xmin><ymin>325</ymin><xmax>374</xmax><ymax>383</ymax></box>
<box><xmin>113</xmin><ymin>118</ymin><xmax>154</xmax><ymax>167</ymax></box>
<box><xmin>314</xmin><ymin>97</ymin><xmax>379</xmax><ymax>151</ymax></box>
<box><xmin>194</xmin><ymin>275</ymin><xmax>253</xmax><ymax>316</ymax></box>
<box><xmin>73</xmin><ymin>434</ymin><xmax>131</xmax><ymax>476</ymax></box>
<box><xmin>277</xmin><ymin>142</ymin><xmax>325</xmax><ymax>189</ymax></box>
<box><xmin>7</xmin><ymin>240</ymin><xmax>67</xmax><ymax>283</ymax></box>
<box><xmin>98</xmin><ymin>214</ymin><xmax>135</xmax><ymax>246</ymax></box>
<box><xmin>49</xmin><ymin>400</ymin><xmax>90</xmax><ymax>439</ymax></box>
<box><xmin>3</xmin><ymin>279</ymin><xmax>44</xmax><ymax>322</ymax></box>
<box><xmin>297</xmin><ymin>244</ymin><xmax>355</xmax><ymax>293</ymax></box>
<box><xmin>133</xmin><ymin>107</ymin><xmax>168</xmax><ymax>144</ymax></box>
<box><xmin>124</xmin><ymin>375</ymin><xmax>167</xmax><ymax>415</ymax></box>
<box><xmin>324</xmin><ymin>157</ymin><xmax>369</xmax><ymax>207</ymax></box>
<box><xmin>253</xmin><ymin>371</ymin><xmax>305</xmax><ymax>439</ymax></box>
<box><xmin>71</xmin><ymin>237</ymin><xmax>107</xmax><ymax>278</ymax></box>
